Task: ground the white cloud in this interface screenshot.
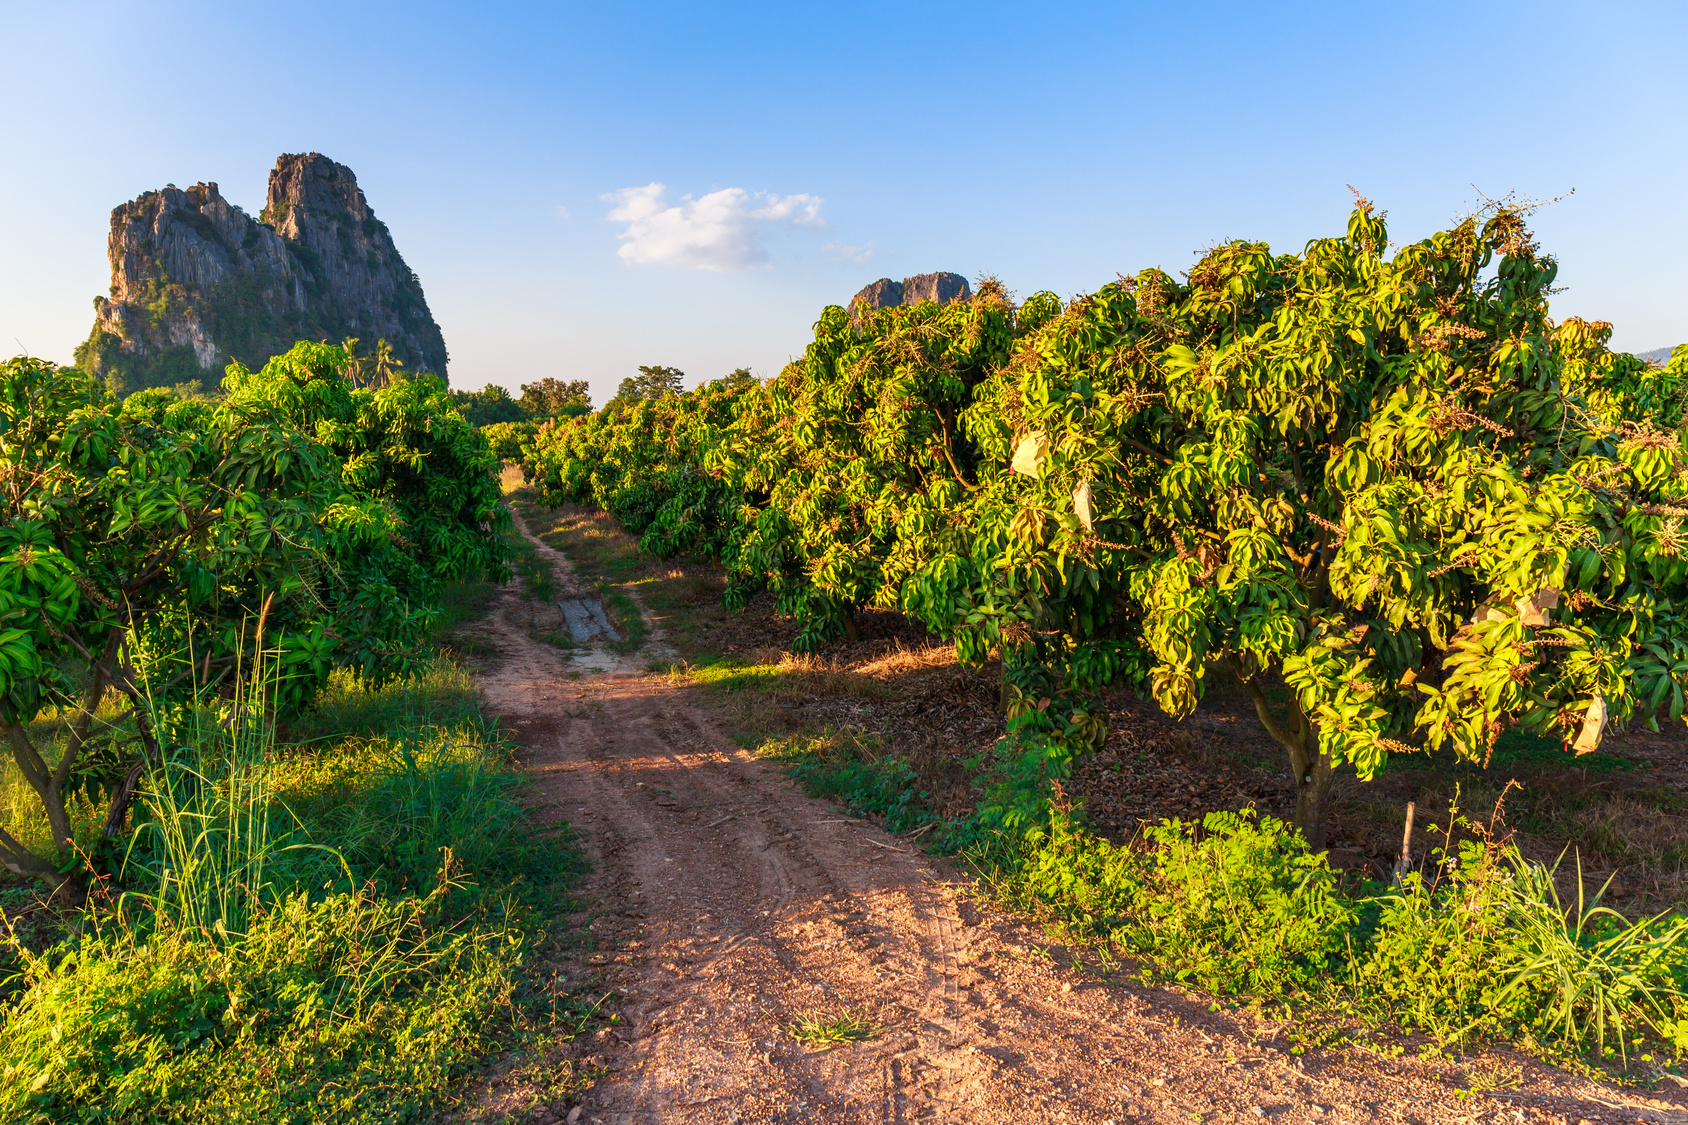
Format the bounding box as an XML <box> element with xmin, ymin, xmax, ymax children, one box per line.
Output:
<box><xmin>603</xmin><ymin>182</ymin><xmax>827</xmax><ymax>271</ymax></box>
<box><xmin>822</xmin><ymin>239</ymin><xmax>873</xmax><ymax>263</ymax></box>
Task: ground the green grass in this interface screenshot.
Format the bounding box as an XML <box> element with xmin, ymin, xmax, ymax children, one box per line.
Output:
<box><xmin>533</xmin><ymin>630</ymin><xmax>580</xmax><ymax>652</ymax></box>
<box><xmin>281</xmin><ymin>660</ymin><xmax>484</xmax><ymax>746</ymax></box>
<box><xmin>600</xmin><ymin>586</ymin><xmax>648</xmax><ymax>653</ymax></box>
<box><xmin>536</xmin><ymin>524</ymin><xmax>641</xmax><ymax>586</ymax></box>
<box><xmin>504</xmin><ymin>521</ymin><xmax>556</xmax><ymax>603</ymax></box>
<box><xmin>3</xmin><ymin>883</ymin><xmax>517</xmax><ymax>1124</ymax></box>
<box><xmin>789</xmin><ymin>1008</ymin><xmax>876</xmax><ymax>1051</ymax></box>
<box><xmin>0</xmin><ymin>646</ymin><xmax>593</xmax><ymax>1121</ymax></box>
<box><xmin>760</xmin><ymin>731</ymin><xmax>939</xmax><ymax>835</ymax></box>
<box><xmin>433</xmin><ymin>578</ymin><xmax>499</xmax><ymax>639</ymax></box>
<box><xmin>682</xmin><ymin>656</ymin><xmax>787</xmax><ymax>693</ymax></box>
<box><xmin>990</xmin><ymin>803</ymin><xmax>1688</xmax><ymax>1071</ymax></box>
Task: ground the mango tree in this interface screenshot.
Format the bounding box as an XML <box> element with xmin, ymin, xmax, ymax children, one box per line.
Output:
<box><xmin>0</xmin><ymin>344</ymin><xmax>507</xmax><ymax>895</ymax></box>
<box><xmin>703</xmin><ymin>286</ymin><xmax>1038</xmax><ymax>649</ymax></box>
<box><xmin>916</xmin><ymin>202</ymin><xmax>1688</xmax><ymax>846</ymax></box>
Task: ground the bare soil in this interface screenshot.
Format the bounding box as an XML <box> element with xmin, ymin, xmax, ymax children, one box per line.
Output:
<box><xmin>456</xmin><ymin>516</ymin><xmax>1688</xmax><ymax>1125</ymax></box>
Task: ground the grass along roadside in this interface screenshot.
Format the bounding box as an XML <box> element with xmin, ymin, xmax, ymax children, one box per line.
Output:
<box><xmin>0</xmin><ymin>644</ymin><xmax>599</xmax><ymax>1123</ymax></box>
<box><xmin>740</xmin><ymin>691</ymin><xmax>1688</xmax><ymax>1078</ymax></box>
<box><xmin>983</xmin><ymin>799</ymin><xmax>1688</xmax><ymax>1079</ymax></box>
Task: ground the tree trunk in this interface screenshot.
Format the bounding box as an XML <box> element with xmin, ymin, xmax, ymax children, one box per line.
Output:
<box><xmin>1293</xmin><ymin>747</ymin><xmax>1336</xmax><ymax>851</ymax></box>
<box><xmin>1233</xmin><ymin>665</ymin><xmax>1335</xmax><ymax>851</ymax></box>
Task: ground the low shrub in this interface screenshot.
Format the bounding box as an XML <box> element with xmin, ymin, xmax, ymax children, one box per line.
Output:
<box><xmin>990</xmin><ymin>803</ymin><xmax>1688</xmax><ymax>1064</ymax></box>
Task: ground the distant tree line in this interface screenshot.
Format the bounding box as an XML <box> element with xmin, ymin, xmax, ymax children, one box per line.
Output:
<box><xmin>449</xmin><ymin>377</ymin><xmax>593</xmax><ymax>427</ymax></box>
<box><xmin>611</xmin><ymin>365</ymin><xmax>756</xmax><ymax>403</ymax></box>
<box><xmin>454</xmin><ymin>366</ymin><xmax>759</xmax><ymax>427</ymax></box>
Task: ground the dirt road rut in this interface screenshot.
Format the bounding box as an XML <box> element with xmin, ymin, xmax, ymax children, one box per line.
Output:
<box><xmin>467</xmin><ymin>519</ymin><xmax>1680</xmax><ymax>1125</ymax></box>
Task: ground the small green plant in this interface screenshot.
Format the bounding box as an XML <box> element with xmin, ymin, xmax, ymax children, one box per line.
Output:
<box><xmin>532</xmin><ymin>630</ymin><xmax>580</xmax><ymax>651</ymax></box>
<box><xmin>789</xmin><ymin>1008</ymin><xmax>876</xmax><ymax>1051</ymax></box>
<box><xmin>1455</xmin><ymin>1059</ymin><xmax>1523</xmax><ymax>1099</ymax></box>
<box><xmin>762</xmin><ymin>731</ymin><xmax>938</xmax><ymax>834</ymax></box>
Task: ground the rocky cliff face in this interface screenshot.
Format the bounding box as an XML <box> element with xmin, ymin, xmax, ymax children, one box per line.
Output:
<box><xmin>848</xmin><ymin>272</ymin><xmax>971</xmax><ymax>317</ymax></box>
<box><xmin>77</xmin><ymin>153</ymin><xmax>447</xmax><ymax>395</ymax></box>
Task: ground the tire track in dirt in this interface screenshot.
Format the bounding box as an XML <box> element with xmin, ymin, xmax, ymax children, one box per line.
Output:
<box><xmin>465</xmin><ymin>517</ymin><xmax>1684</xmax><ymax>1125</ymax></box>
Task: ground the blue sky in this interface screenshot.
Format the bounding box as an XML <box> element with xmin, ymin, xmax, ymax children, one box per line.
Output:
<box><xmin>2</xmin><ymin>1</ymin><xmax>1684</xmax><ymax>404</ymax></box>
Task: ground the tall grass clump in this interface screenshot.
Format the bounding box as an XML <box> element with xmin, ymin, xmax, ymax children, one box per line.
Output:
<box><xmin>990</xmin><ymin>800</ymin><xmax>1688</xmax><ymax>1066</ymax></box>
<box><xmin>1357</xmin><ymin>838</ymin><xmax>1688</xmax><ymax>1060</ymax></box>
<box><xmin>0</xmin><ymin>654</ymin><xmax>584</xmax><ymax>1123</ymax></box>
<box><xmin>119</xmin><ymin>674</ymin><xmax>317</xmax><ymax>942</ymax></box>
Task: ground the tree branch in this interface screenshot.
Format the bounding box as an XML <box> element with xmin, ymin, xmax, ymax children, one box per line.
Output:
<box><xmin>1122</xmin><ymin>436</ymin><xmax>1174</xmax><ymax>465</ymax></box>
<box><xmin>100</xmin><ymin>671</ymin><xmax>166</xmax><ymax>840</ymax></box>
<box><xmin>4</xmin><ymin>724</ymin><xmax>51</xmax><ymax>796</ymax></box>
<box><xmin>0</xmin><ymin>825</ymin><xmax>59</xmax><ymax>883</ymax></box>
<box><xmin>56</xmin><ymin>628</ymin><xmax>125</xmax><ymax>790</ymax></box>
<box><xmin>1311</xmin><ymin>536</ymin><xmax>1338</xmax><ymax>610</ymax></box>
<box><xmin>933</xmin><ymin>410</ymin><xmax>980</xmax><ymax>493</ymax></box>
<box><xmin>1233</xmin><ymin>666</ymin><xmax>1312</xmax><ymax>779</ymax></box>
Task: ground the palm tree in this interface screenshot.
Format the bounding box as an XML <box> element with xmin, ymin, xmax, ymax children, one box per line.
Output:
<box><xmin>338</xmin><ymin>337</ymin><xmax>372</xmax><ymax>388</ymax></box>
<box><xmin>372</xmin><ymin>339</ymin><xmax>406</xmax><ymax>388</ymax></box>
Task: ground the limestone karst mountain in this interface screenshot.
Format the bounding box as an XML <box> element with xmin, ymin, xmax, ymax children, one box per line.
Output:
<box><xmin>76</xmin><ymin>153</ymin><xmax>447</xmax><ymax>395</ymax></box>
<box><xmin>848</xmin><ymin>272</ymin><xmax>971</xmax><ymax>318</ymax></box>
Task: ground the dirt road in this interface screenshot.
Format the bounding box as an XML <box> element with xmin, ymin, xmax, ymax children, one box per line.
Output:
<box><xmin>465</xmin><ymin>518</ymin><xmax>1683</xmax><ymax>1125</ymax></box>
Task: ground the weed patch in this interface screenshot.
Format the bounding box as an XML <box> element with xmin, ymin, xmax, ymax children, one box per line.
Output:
<box><xmin>989</xmin><ymin>801</ymin><xmax>1688</xmax><ymax>1068</ymax></box>
<box><xmin>789</xmin><ymin>1008</ymin><xmax>876</xmax><ymax>1051</ymax></box>
<box><xmin>0</xmin><ymin>653</ymin><xmax>592</xmax><ymax>1122</ymax></box>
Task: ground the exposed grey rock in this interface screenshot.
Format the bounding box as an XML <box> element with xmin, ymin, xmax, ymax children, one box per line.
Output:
<box><xmin>78</xmin><ymin>153</ymin><xmax>447</xmax><ymax>395</ymax></box>
<box><xmin>847</xmin><ymin>272</ymin><xmax>971</xmax><ymax>322</ymax></box>
<box><xmin>849</xmin><ymin>277</ymin><xmax>903</xmax><ymax>313</ymax></box>
<box><xmin>900</xmin><ymin>271</ymin><xmax>970</xmax><ymax>306</ymax></box>
<box><xmin>559</xmin><ymin>597</ymin><xmax>620</xmax><ymax>643</ymax></box>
